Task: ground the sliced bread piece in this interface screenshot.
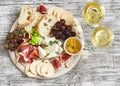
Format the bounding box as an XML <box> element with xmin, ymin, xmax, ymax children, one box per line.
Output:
<box><xmin>48</xmin><ymin>6</ymin><xmax>74</xmax><ymax>25</ymax></box>
<box><xmin>61</xmin><ymin>11</ymin><xmax>74</xmax><ymax>25</ymax></box>
<box><xmin>18</xmin><ymin>5</ymin><xmax>34</xmax><ymax>27</ymax></box>
<box><xmin>37</xmin><ymin>15</ymin><xmax>57</xmax><ymax>37</ymax></box>
<box><xmin>48</xmin><ymin>6</ymin><xmax>57</xmax><ymax>15</ymax></box>
<box><xmin>25</xmin><ymin>12</ymin><xmax>42</xmax><ymax>32</ymax></box>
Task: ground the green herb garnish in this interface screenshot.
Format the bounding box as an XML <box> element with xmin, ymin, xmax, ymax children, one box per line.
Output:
<box><xmin>49</xmin><ymin>40</ymin><xmax>59</xmax><ymax>46</ymax></box>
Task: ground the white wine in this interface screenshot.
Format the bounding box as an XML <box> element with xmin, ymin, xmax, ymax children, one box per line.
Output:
<box><xmin>82</xmin><ymin>2</ymin><xmax>105</xmax><ymax>25</ymax></box>
<box><xmin>91</xmin><ymin>26</ymin><xmax>114</xmax><ymax>48</ymax></box>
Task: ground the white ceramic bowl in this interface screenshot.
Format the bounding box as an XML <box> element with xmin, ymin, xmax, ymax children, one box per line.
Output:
<box><xmin>64</xmin><ymin>37</ymin><xmax>83</xmax><ymax>56</ymax></box>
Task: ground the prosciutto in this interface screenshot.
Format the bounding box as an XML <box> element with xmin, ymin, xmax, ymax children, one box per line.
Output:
<box><xmin>17</xmin><ymin>35</ymin><xmax>39</xmax><ymax>63</ymax></box>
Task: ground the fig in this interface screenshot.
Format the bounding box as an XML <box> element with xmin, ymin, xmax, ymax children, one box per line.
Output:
<box><xmin>53</xmin><ymin>58</ymin><xmax>62</xmax><ymax>69</ymax></box>
<box><xmin>60</xmin><ymin>53</ymin><xmax>71</xmax><ymax>62</ymax></box>
<box><xmin>39</xmin><ymin>3</ymin><xmax>47</xmax><ymax>14</ymax></box>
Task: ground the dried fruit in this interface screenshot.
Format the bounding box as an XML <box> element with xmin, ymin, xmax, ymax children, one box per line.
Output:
<box><xmin>53</xmin><ymin>58</ymin><xmax>62</xmax><ymax>69</ymax></box>
<box><xmin>60</xmin><ymin>53</ymin><xmax>71</xmax><ymax>62</ymax></box>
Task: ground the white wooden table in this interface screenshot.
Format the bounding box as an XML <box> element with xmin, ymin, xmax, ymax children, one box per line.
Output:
<box><xmin>0</xmin><ymin>0</ymin><xmax>120</xmax><ymax>86</ymax></box>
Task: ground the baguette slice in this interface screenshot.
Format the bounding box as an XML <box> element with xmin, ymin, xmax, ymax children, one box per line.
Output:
<box><xmin>18</xmin><ymin>5</ymin><xmax>34</xmax><ymax>27</ymax></box>
<box><xmin>48</xmin><ymin>7</ymin><xmax>57</xmax><ymax>15</ymax></box>
<box><xmin>37</xmin><ymin>15</ymin><xmax>57</xmax><ymax>37</ymax></box>
<box><xmin>61</xmin><ymin>11</ymin><xmax>74</xmax><ymax>25</ymax></box>
<box><xmin>25</xmin><ymin>12</ymin><xmax>42</xmax><ymax>32</ymax></box>
<box><xmin>48</xmin><ymin>6</ymin><xmax>74</xmax><ymax>25</ymax></box>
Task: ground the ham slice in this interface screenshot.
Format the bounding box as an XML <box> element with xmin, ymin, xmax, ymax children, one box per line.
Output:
<box><xmin>20</xmin><ymin>33</ymin><xmax>32</xmax><ymax>44</ymax></box>
<box><xmin>18</xmin><ymin>42</ymin><xmax>39</xmax><ymax>64</ymax></box>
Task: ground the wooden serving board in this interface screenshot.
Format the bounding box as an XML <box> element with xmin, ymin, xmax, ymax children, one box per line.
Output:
<box><xmin>9</xmin><ymin>16</ymin><xmax>84</xmax><ymax>79</ymax></box>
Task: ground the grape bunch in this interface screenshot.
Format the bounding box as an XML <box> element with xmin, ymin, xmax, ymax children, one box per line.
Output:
<box><xmin>4</xmin><ymin>28</ymin><xmax>27</xmax><ymax>51</ymax></box>
<box><xmin>52</xmin><ymin>19</ymin><xmax>76</xmax><ymax>40</ymax></box>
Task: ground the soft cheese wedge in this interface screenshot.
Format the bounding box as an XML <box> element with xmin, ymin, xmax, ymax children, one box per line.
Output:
<box><xmin>18</xmin><ymin>5</ymin><xmax>34</xmax><ymax>27</ymax></box>
<box><xmin>38</xmin><ymin>46</ymin><xmax>47</xmax><ymax>58</ymax></box>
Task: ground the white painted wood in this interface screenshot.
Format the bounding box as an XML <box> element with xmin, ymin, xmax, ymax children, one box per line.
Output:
<box><xmin>0</xmin><ymin>0</ymin><xmax>120</xmax><ymax>86</ymax></box>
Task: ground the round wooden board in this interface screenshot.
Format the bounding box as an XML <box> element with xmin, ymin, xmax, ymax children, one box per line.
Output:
<box><xmin>9</xmin><ymin>16</ymin><xmax>84</xmax><ymax>79</ymax></box>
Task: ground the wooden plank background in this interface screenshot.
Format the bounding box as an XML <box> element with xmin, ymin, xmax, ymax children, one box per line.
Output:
<box><xmin>0</xmin><ymin>0</ymin><xmax>120</xmax><ymax>86</ymax></box>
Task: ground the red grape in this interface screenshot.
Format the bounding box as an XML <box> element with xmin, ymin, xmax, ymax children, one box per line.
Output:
<box><xmin>66</xmin><ymin>25</ymin><xmax>72</xmax><ymax>31</ymax></box>
<box><xmin>60</xmin><ymin>19</ymin><xmax>65</xmax><ymax>25</ymax></box>
<box><xmin>52</xmin><ymin>25</ymin><xmax>59</xmax><ymax>30</ymax></box>
<box><xmin>55</xmin><ymin>22</ymin><xmax>60</xmax><ymax>28</ymax></box>
<box><xmin>55</xmin><ymin>31</ymin><xmax>61</xmax><ymax>39</ymax></box>
<box><xmin>51</xmin><ymin>19</ymin><xmax>76</xmax><ymax>40</ymax></box>
<box><xmin>60</xmin><ymin>25</ymin><xmax>66</xmax><ymax>31</ymax></box>
<box><xmin>61</xmin><ymin>35</ymin><xmax>66</xmax><ymax>40</ymax></box>
<box><xmin>71</xmin><ymin>32</ymin><xmax>76</xmax><ymax>36</ymax></box>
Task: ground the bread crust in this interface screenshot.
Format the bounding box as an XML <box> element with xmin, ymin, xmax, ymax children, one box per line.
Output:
<box><xmin>37</xmin><ymin>15</ymin><xmax>57</xmax><ymax>37</ymax></box>
<box><xmin>18</xmin><ymin>5</ymin><xmax>34</xmax><ymax>27</ymax></box>
<box><xmin>48</xmin><ymin>6</ymin><xmax>74</xmax><ymax>25</ymax></box>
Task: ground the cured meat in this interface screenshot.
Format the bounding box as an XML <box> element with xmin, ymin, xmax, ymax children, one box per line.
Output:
<box><xmin>29</xmin><ymin>48</ymin><xmax>39</xmax><ymax>59</ymax></box>
<box><xmin>18</xmin><ymin>41</ymin><xmax>39</xmax><ymax>63</ymax></box>
<box><xmin>20</xmin><ymin>33</ymin><xmax>32</xmax><ymax>44</ymax></box>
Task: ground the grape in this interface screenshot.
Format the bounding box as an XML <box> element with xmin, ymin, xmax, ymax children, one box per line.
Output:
<box><xmin>71</xmin><ymin>32</ymin><xmax>76</xmax><ymax>36</ymax></box>
<box><xmin>58</xmin><ymin>31</ymin><xmax>63</xmax><ymax>36</ymax></box>
<box><xmin>60</xmin><ymin>25</ymin><xmax>66</xmax><ymax>31</ymax></box>
<box><xmin>9</xmin><ymin>43</ymin><xmax>14</xmax><ymax>49</ymax></box>
<box><xmin>15</xmin><ymin>35</ymin><xmax>19</xmax><ymax>39</ymax></box>
<box><xmin>14</xmin><ymin>43</ymin><xmax>19</xmax><ymax>48</ymax></box>
<box><xmin>15</xmin><ymin>27</ymin><xmax>21</xmax><ymax>31</ymax></box>
<box><xmin>64</xmin><ymin>31</ymin><xmax>71</xmax><ymax>36</ymax></box>
<box><xmin>13</xmin><ymin>30</ymin><xmax>19</xmax><ymax>36</ymax></box>
<box><xmin>20</xmin><ymin>29</ymin><xmax>26</xmax><ymax>33</ymax></box>
<box><xmin>8</xmin><ymin>33</ymin><xmax>14</xmax><ymax>39</ymax></box>
<box><xmin>55</xmin><ymin>31</ymin><xmax>61</xmax><ymax>39</ymax></box>
<box><xmin>11</xmin><ymin>39</ymin><xmax>15</xmax><ymax>43</ymax></box>
<box><xmin>61</xmin><ymin>35</ymin><xmax>66</xmax><ymax>40</ymax></box>
<box><xmin>4</xmin><ymin>44</ymin><xmax>9</xmax><ymax>50</ymax></box>
<box><xmin>66</xmin><ymin>25</ymin><xmax>72</xmax><ymax>31</ymax></box>
<box><xmin>10</xmin><ymin>47</ymin><xmax>15</xmax><ymax>51</ymax></box>
<box><xmin>18</xmin><ymin>33</ymin><xmax>23</xmax><ymax>37</ymax></box>
<box><xmin>13</xmin><ymin>39</ymin><xmax>17</xmax><ymax>43</ymax></box>
<box><xmin>55</xmin><ymin>22</ymin><xmax>60</xmax><ymax>28</ymax></box>
<box><xmin>6</xmin><ymin>40</ymin><xmax>10</xmax><ymax>44</ymax></box>
<box><xmin>60</xmin><ymin>19</ymin><xmax>65</xmax><ymax>25</ymax></box>
<box><xmin>53</xmin><ymin>30</ymin><xmax>57</xmax><ymax>35</ymax></box>
<box><xmin>52</xmin><ymin>26</ymin><xmax>59</xmax><ymax>30</ymax></box>
<box><xmin>67</xmin><ymin>33</ymin><xmax>72</xmax><ymax>38</ymax></box>
<box><xmin>4</xmin><ymin>28</ymin><xmax>28</xmax><ymax>51</ymax></box>
<box><xmin>51</xmin><ymin>19</ymin><xmax>76</xmax><ymax>40</ymax></box>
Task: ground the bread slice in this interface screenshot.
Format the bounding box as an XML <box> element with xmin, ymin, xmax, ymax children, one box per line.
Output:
<box><xmin>61</xmin><ymin>11</ymin><xmax>74</xmax><ymax>25</ymax></box>
<box><xmin>48</xmin><ymin>7</ymin><xmax>57</xmax><ymax>15</ymax></box>
<box><xmin>48</xmin><ymin>6</ymin><xmax>74</xmax><ymax>25</ymax></box>
<box><xmin>25</xmin><ymin>12</ymin><xmax>42</xmax><ymax>32</ymax></box>
<box><xmin>37</xmin><ymin>15</ymin><xmax>57</xmax><ymax>37</ymax></box>
<box><xmin>53</xmin><ymin>7</ymin><xmax>64</xmax><ymax>21</ymax></box>
<box><xmin>56</xmin><ymin>8</ymin><xmax>65</xmax><ymax>21</ymax></box>
<box><xmin>18</xmin><ymin>5</ymin><xmax>34</xmax><ymax>27</ymax></box>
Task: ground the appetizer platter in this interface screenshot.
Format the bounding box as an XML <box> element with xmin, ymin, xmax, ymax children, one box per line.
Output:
<box><xmin>4</xmin><ymin>4</ymin><xmax>84</xmax><ymax>79</ymax></box>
